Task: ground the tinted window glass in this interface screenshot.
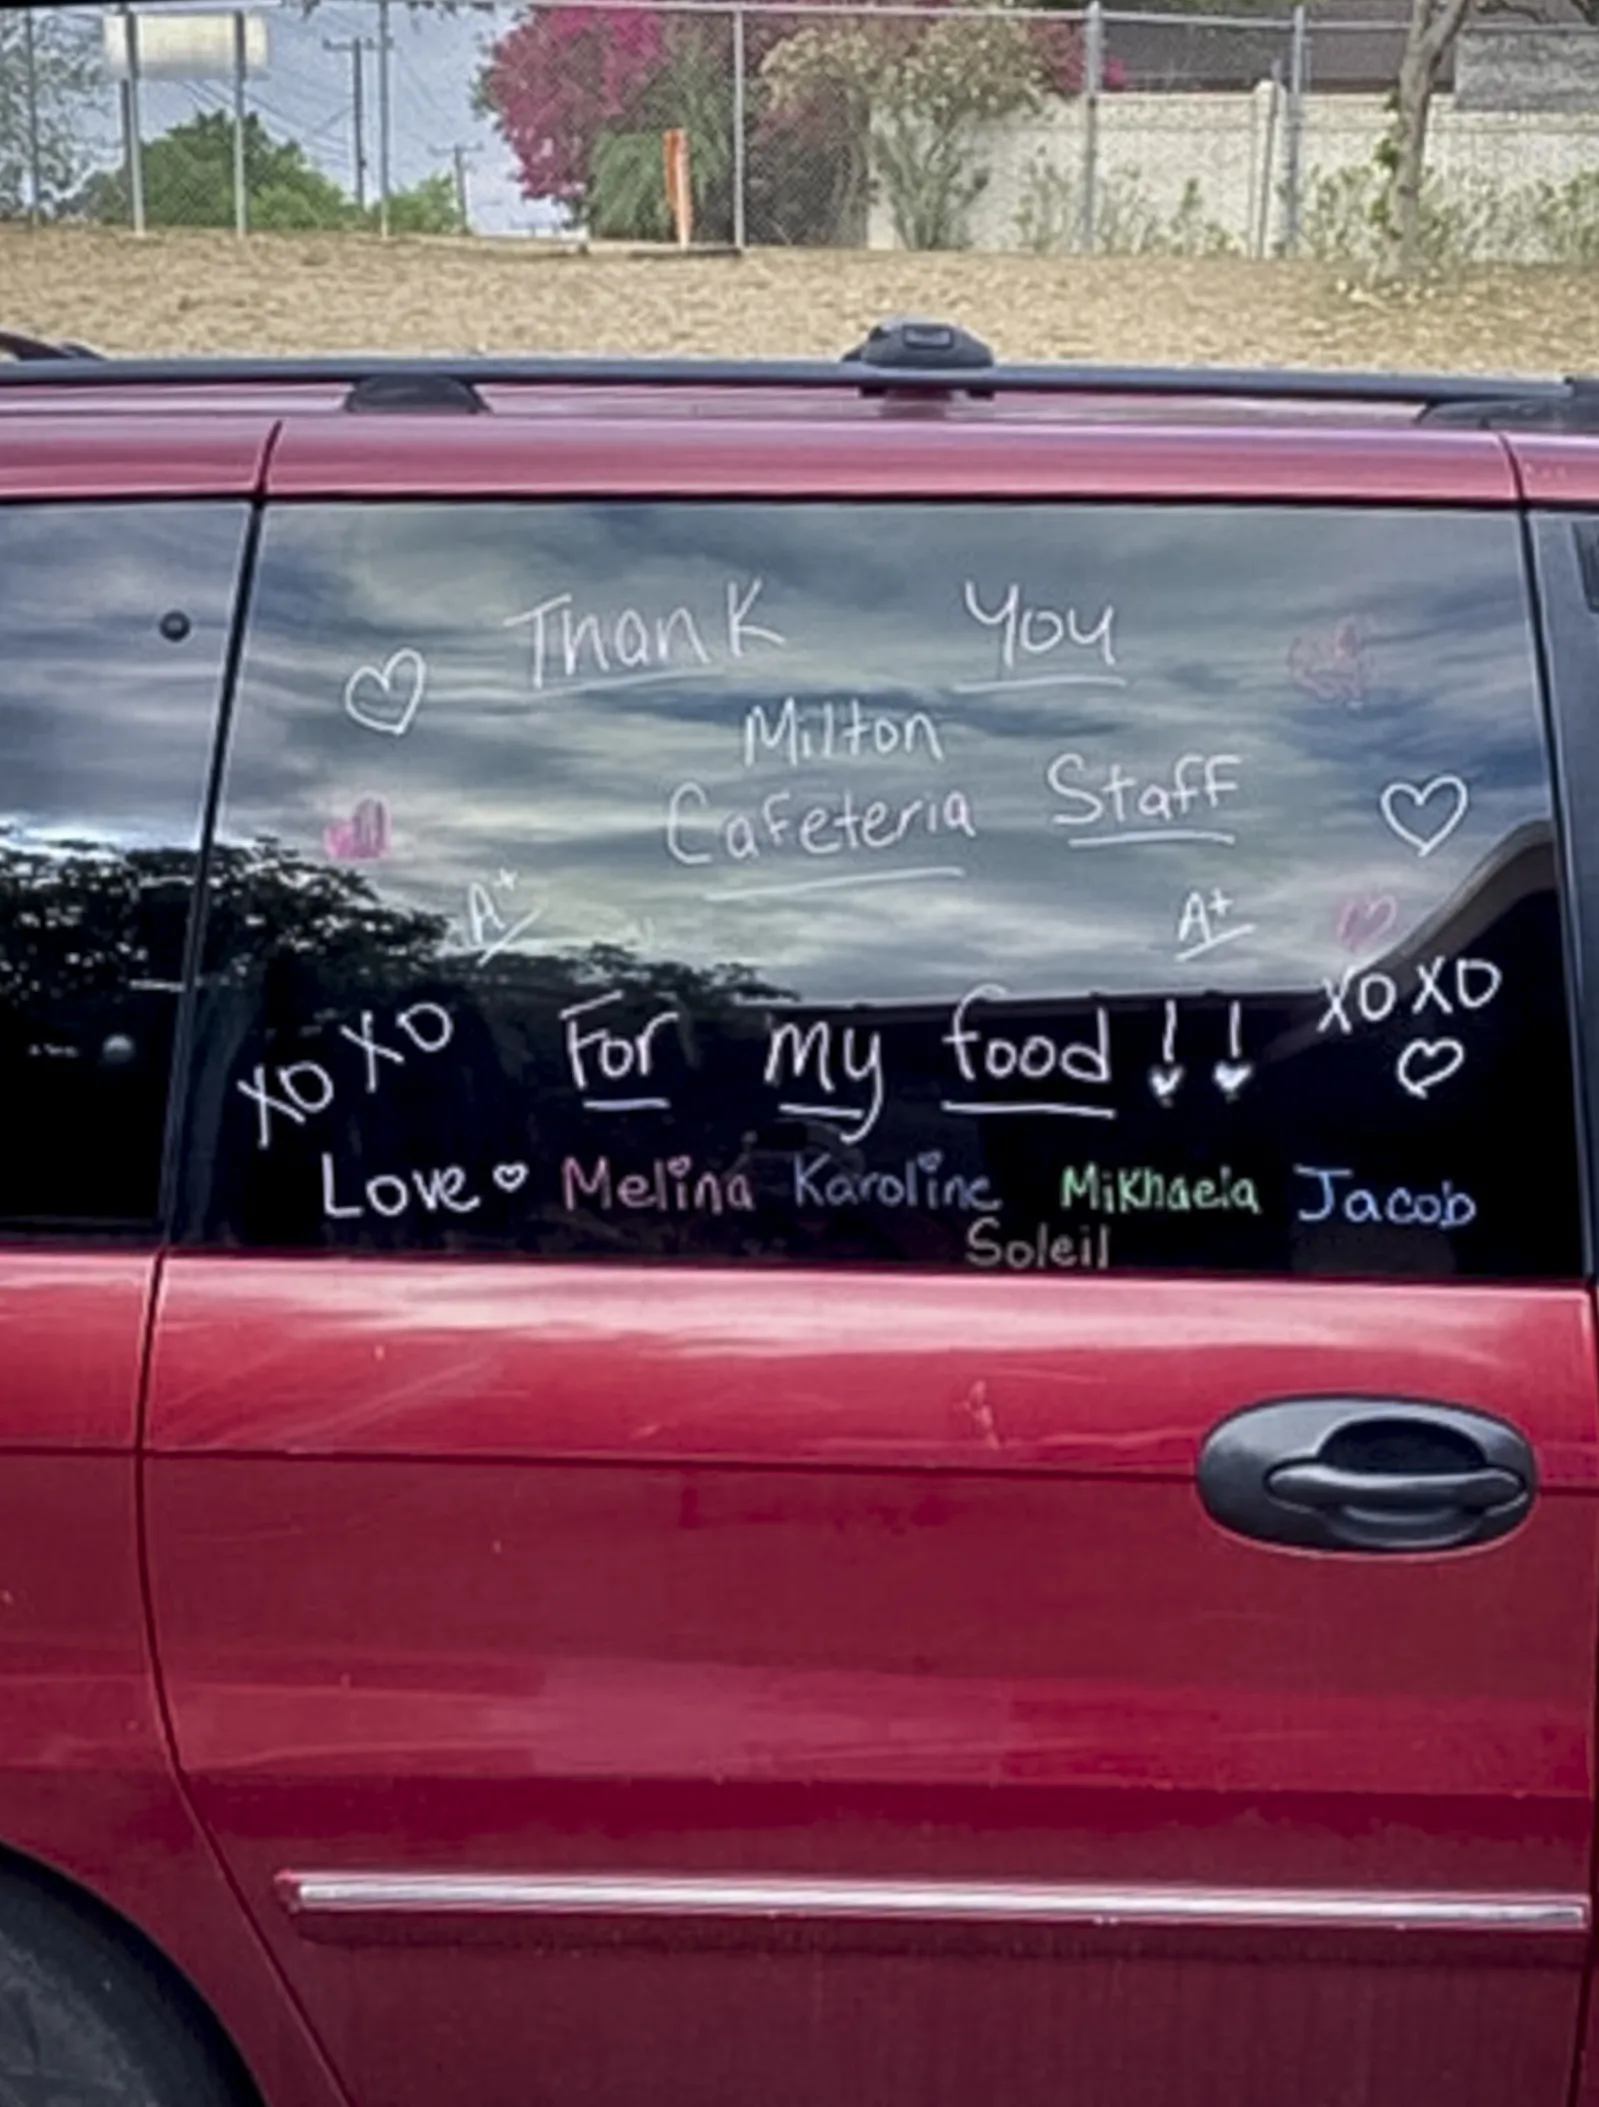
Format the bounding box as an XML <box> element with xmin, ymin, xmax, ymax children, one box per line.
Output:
<box><xmin>185</xmin><ymin>501</ymin><xmax>1578</xmax><ymax>1279</ymax></box>
<box><xmin>0</xmin><ymin>502</ymin><xmax>246</xmax><ymax>1230</ymax></box>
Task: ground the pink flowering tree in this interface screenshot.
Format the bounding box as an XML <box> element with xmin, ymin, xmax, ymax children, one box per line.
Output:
<box><xmin>478</xmin><ymin>7</ymin><xmax>667</xmax><ymax>211</ymax></box>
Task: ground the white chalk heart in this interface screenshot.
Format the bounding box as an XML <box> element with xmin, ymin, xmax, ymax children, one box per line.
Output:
<box><xmin>1148</xmin><ymin>1063</ymin><xmax>1184</xmax><ymax>1105</ymax></box>
<box><xmin>1396</xmin><ymin>1038</ymin><xmax>1466</xmax><ymax>1101</ymax></box>
<box><xmin>344</xmin><ymin>648</ymin><xmax>427</xmax><ymax>738</ymax></box>
<box><xmin>492</xmin><ymin>1162</ymin><xmax>529</xmax><ymax>1193</ymax></box>
<box><xmin>1212</xmin><ymin>1060</ymin><xmax>1253</xmax><ymax>1100</ymax></box>
<box><xmin>1379</xmin><ymin>775</ymin><xmax>1468</xmax><ymax>859</ymax></box>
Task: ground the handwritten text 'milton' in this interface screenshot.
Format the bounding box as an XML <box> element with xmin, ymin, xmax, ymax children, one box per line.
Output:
<box><xmin>742</xmin><ymin>699</ymin><xmax>948</xmax><ymax>770</ymax></box>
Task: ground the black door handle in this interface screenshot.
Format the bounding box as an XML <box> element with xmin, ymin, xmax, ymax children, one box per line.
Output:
<box><xmin>1199</xmin><ymin>1398</ymin><xmax>1536</xmax><ymax>1554</ymax></box>
<box><xmin>1265</xmin><ymin>1462</ymin><xmax>1524</xmax><ymax>1513</ymax></box>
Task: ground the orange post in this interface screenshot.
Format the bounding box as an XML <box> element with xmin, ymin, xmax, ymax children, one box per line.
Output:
<box><xmin>662</xmin><ymin>128</ymin><xmax>693</xmax><ymax>248</ymax></box>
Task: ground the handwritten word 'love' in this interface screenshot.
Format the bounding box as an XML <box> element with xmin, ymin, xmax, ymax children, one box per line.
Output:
<box><xmin>322</xmin><ymin>1153</ymin><xmax>529</xmax><ymax>1221</ymax></box>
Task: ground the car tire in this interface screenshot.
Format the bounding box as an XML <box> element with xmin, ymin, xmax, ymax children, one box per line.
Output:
<box><xmin>0</xmin><ymin>1867</ymin><xmax>246</xmax><ymax>2107</ymax></box>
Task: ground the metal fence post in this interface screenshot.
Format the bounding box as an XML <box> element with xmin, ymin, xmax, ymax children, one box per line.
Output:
<box><xmin>1079</xmin><ymin>0</ymin><xmax>1103</xmax><ymax>254</ymax></box>
<box><xmin>376</xmin><ymin>0</ymin><xmax>392</xmax><ymax>236</ymax></box>
<box><xmin>1283</xmin><ymin>2</ymin><xmax>1307</xmax><ymax>257</ymax></box>
<box><xmin>121</xmin><ymin>4</ymin><xmax>146</xmax><ymax>236</ymax></box>
<box><xmin>732</xmin><ymin>4</ymin><xmax>747</xmax><ymax>252</ymax></box>
<box><xmin>232</xmin><ymin>8</ymin><xmax>249</xmax><ymax>238</ymax></box>
<box><xmin>1254</xmin><ymin>64</ymin><xmax>1280</xmax><ymax>258</ymax></box>
<box><xmin>22</xmin><ymin>8</ymin><xmax>43</xmax><ymax>224</ymax></box>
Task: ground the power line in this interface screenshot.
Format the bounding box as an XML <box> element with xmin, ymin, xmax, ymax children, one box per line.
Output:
<box><xmin>398</xmin><ymin>43</ymin><xmax>465</xmax><ymax>153</ymax></box>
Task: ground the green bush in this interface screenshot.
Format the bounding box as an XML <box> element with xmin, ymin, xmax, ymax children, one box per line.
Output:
<box><xmin>364</xmin><ymin>171</ymin><xmax>464</xmax><ymax>236</ymax></box>
<box><xmin>1015</xmin><ymin>160</ymin><xmax>1238</xmax><ymax>258</ymax></box>
<box><xmin>1298</xmin><ymin>158</ymin><xmax>1599</xmax><ymax>269</ymax></box>
<box><xmin>1015</xmin><ymin>152</ymin><xmax>1077</xmax><ymax>254</ymax></box>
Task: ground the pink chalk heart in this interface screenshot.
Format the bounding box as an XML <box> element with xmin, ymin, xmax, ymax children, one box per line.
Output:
<box><xmin>1289</xmin><ymin>617</ymin><xmax>1372</xmax><ymax>707</ymax></box>
<box><xmin>323</xmin><ymin>796</ymin><xmax>391</xmax><ymax>863</ymax></box>
<box><xmin>1336</xmin><ymin>892</ymin><xmax>1398</xmax><ymax>953</ymax></box>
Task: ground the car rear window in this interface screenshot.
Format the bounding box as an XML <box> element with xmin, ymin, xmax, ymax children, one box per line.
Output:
<box><xmin>180</xmin><ymin>499</ymin><xmax>1580</xmax><ymax>1279</ymax></box>
<box><xmin>0</xmin><ymin>500</ymin><xmax>247</xmax><ymax>1232</ymax></box>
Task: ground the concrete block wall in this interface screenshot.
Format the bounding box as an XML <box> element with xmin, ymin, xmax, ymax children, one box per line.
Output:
<box><xmin>865</xmin><ymin>88</ymin><xmax>1599</xmax><ymax>254</ymax></box>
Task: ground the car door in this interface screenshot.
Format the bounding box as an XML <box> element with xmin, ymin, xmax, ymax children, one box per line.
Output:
<box><xmin>146</xmin><ymin>417</ymin><xmax>1599</xmax><ymax>2107</ymax></box>
<box><xmin>0</xmin><ymin>495</ymin><xmax>237</xmax><ymax>1907</ymax></box>
<box><xmin>1511</xmin><ymin>456</ymin><xmax>1599</xmax><ymax>2107</ymax></box>
<box><xmin>0</xmin><ymin>478</ymin><xmax>352</xmax><ymax>2107</ymax></box>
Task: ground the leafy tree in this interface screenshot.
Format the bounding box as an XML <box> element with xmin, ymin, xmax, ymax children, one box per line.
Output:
<box><xmin>361</xmin><ymin>170</ymin><xmax>465</xmax><ymax>235</ymax></box>
<box><xmin>751</xmin><ymin>7</ymin><xmax>1123</xmax><ymax>249</ymax></box>
<box><xmin>75</xmin><ymin>110</ymin><xmax>463</xmax><ymax>235</ymax></box>
<box><xmin>0</xmin><ymin>10</ymin><xmax>102</xmax><ymax>221</ymax></box>
<box><xmin>76</xmin><ymin>110</ymin><xmax>352</xmax><ymax>230</ymax></box>
<box><xmin>478</xmin><ymin>6</ymin><xmax>668</xmax><ymax>208</ymax></box>
<box><xmin>764</xmin><ymin>13</ymin><xmax>1047</xmax><ymax>250</ymax></box>
<box><xmin>1373</xmin><ymin>0</ymin><xmax>1599</xmax><ymax>272</ymax></box>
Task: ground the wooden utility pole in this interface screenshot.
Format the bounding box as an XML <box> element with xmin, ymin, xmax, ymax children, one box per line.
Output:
<box><xmin>323</xmin><ymin>34</ymin><xmax>375</xmax><ymax>211</ymax></box>
<box><xmin>430</xmin><ymin>141</ymin><xmax>480</xmax><ymax>232</ymax></box>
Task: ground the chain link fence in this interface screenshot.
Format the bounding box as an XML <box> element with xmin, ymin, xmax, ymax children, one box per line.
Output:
<box><xmin>7</xmin><ymin>2</ymin><xmax>1599</xmax><ymax>264</ymax></box>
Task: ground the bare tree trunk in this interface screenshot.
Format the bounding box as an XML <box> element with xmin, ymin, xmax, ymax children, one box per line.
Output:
<box><xmin>1386</xmin><ymin>0</ymin><xmax>1473</xmax><ymax>272</ymax></box>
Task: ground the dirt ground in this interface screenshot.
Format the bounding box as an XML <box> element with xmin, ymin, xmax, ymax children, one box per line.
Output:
<box><xmin>8</xmin><ymin>223</ymin><xmax>1599</xmax><ymax>374</ymax></box>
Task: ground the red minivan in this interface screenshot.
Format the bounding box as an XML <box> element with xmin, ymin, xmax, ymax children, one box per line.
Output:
<box><xmin>2</xmin><ymin>322</ymin><xmax>1599</xmax><ymax>2107</ymax></box>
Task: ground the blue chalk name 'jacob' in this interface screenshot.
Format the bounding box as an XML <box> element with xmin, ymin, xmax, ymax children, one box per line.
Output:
<box><xmin>1294</xmin><ymin>1166</ymin><xmax>1477</xmax><ymax>1230</ymax></box>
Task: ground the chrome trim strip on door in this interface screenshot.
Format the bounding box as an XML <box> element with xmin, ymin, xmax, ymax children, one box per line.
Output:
<box><xmin>277</xmin><ymin>1872</ymin><xmax>1590</xmax><ymax>1933</ymax></box>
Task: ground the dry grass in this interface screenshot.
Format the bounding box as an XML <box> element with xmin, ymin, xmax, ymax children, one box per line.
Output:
<box><xmin>7</xmin><ymin>223</ymin><xmax>1599</xmax><ymax>375</ymax></box>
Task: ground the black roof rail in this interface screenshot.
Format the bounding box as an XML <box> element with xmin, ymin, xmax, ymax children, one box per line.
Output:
<box><xmin>0</xmin><ymin>343</ymin><xmax>1584</xmax><ymax>420</ymax></box>
<box><xmin>0</xmin><ymin>330</ymin><xmax>102</xmax><ymax>362</ymax></box>
<box><xmin>1418</xmin><ymin>380</ymin><xmax>1599</xmax><ymax>431</ymax></box>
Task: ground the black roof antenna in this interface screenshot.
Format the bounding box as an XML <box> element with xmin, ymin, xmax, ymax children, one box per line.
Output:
<box><xmin>844</xmin><ymin>317</ymin><xmax>996</xmax><ymax>397</ymax></box>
